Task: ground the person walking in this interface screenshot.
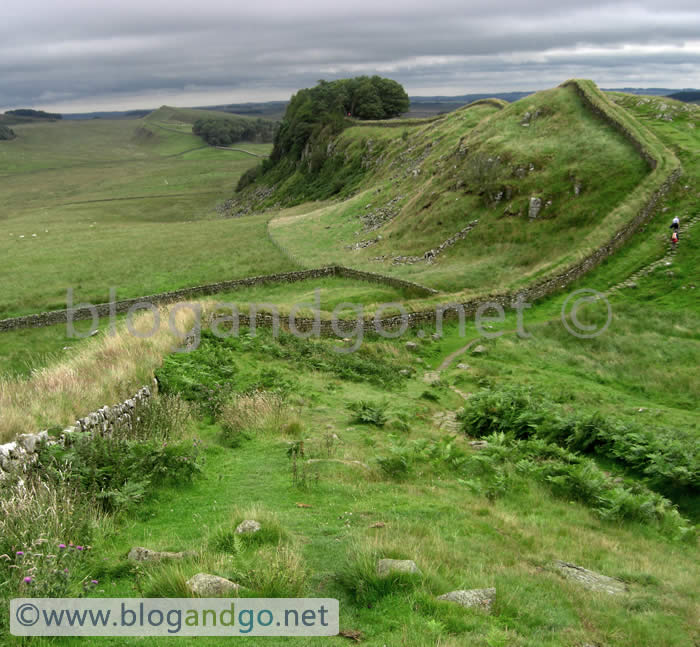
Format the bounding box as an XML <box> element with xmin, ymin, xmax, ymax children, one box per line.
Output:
<box><xmin>671</xmin><ymin>230</ymin><xmax>679</xmax><ymax>247</ymax></box>
<box><xmin>670</xmin><ymin>216</ymin><xmax>680</xmax><ymax>232</ymax></box>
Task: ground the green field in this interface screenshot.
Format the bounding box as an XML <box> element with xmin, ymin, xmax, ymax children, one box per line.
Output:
<box><xmin>1</xmin><ymin>86</ymin><xmax>698</xmax><ymax>647</ymax></box>
<box><xmin>0</xmin><ymin>110</ymin><xmax>282</xmax><ymax>318</ymax></box>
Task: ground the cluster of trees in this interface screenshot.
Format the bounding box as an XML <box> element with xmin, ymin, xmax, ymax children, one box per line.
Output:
<box><xmin>192</xmin><ymin>116</ymin><xmax>277</xmax><ymax>146</ymax></box>
<box><xmin>270</xmin><ymin>76</ymin><xmax>410</xmax><ymax>164</ymax></box>
<box><xmin>5</xmin><ymin>109</ymin><xmax>62</xmax><ymax>120</ymax></box>
<box><xmin>0</xmin><ymin>125</ymin><xmax>16</xmax><ymax>140</ymax></box>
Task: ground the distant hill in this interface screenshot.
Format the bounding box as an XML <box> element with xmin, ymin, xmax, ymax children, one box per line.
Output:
<box><xmin>666</xmin><ymin>90</ymin><xmax>700</xmax><ymax>104</ymax></box>
<box><xmin>62</xmin><ymin>109</ymin><xmax>153</xmax><ymax>120</ymax></box>
<box><xmin>5</xmin><ymin>108</ymin><xmax>62</xmax><ymax>120</ymax></box>
<box><xmin>1</xmin><ymin>109</ymin><xmax>62</xmax><ymax>124</ymax></box>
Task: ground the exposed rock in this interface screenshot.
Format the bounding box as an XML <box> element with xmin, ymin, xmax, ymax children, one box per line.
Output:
<box><xmin>528</xmin><ymin>197</ymin><xmax>543</xmax><ymax>219</ymax></box>
<box><xmin>437</xmin><ymin>588</ymin><xmax>496</xmax><ymax>611</ymax></box>
<box><xmin>405</xmin><ymin>341</ymin><xmax>418</xmax><ymax>351</ymax></box>
<box><xmin>399</xmin><ymin>369</ymin><xmax>412</xmax><ymax>377</ymax></box>
<box><xmin>187</xmin><ymin>573</ymin><xmax>240</xmax><ymax>597</ymax></box>
<box><xmin>127</xmin><ymin>547</ymin><xmax>192</xmax><ymax>562</ymax></box>
<box><xmin>423</xmin><ymin>371</ymin><xmax>441</xmax><ymax>385</ymax></box>
<box><xmin>377</xmin><ymin>559</ymin><xmax>421</xmax><ymax>576</ymax></box>
<box><xmin>471</xmin><ymin>345</ymin><xmax>487</xmax><ymax>355</ymax></box>
<box><xmin>235</xmin><ymin>520</ymin><xmax>261</xmax><ymax>534</ymax></box>
<box><xmin>469</xmin><ymin>440</ymin><xmax>489</xmax><ymax>450</ymax></box>
<box><xmin>17</xmin><ymin>433</ymin><xmax>41</xmax><ymax>454</ymax></box>
<box><xmin>456</xmin><ymin>363</ymin><xmax>470</xmax><ymax>370</ymax></box>
<box><xmin>552</xmin><ymin>561</ymin><xmax>627</xmax><ymax>595</ymax></box>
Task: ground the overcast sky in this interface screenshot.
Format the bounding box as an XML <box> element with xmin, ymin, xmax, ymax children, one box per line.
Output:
<box><xmin>2</xmin><ymin>0</ymin><xmax>699</xmax><ymax>112</ymax></box>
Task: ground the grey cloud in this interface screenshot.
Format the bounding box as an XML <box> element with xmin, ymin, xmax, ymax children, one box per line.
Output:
<box><xmin>1</xmin><ymin>0</ymin><xmax>699</xmax><ymax>111</ymax></box>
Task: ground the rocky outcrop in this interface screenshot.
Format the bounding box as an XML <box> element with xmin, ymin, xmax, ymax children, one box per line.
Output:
<box><xmin>187</xmin><ymin>573</ymin><xmax>240</xmax><ymax>596</ymax></box>
<box><xmin>128</xmin><ymin>546</ymin><xmax>193</xmax><ymax>562</ymax></box>
<box><xmin>376</xmin><ymin>559</ymin><xmax>421</xmax><ymax>576</ymax></box>
<box><xmin>552</xmin><ymin>561</ymin><xmax>627</xmax><ymax>595</ymax></box>
<box><xmin>437</xmin><ymin>588</ymin><xmax>496</xmax><ymax>611</ymax></box>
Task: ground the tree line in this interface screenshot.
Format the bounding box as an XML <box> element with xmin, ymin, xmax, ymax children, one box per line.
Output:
<box><xmin>192</xmin><ymin>116</ymin><xmax>277</xmax><ymax>146</ymax></box>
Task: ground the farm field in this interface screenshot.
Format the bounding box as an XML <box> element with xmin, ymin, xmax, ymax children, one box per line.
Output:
<box><xmin>0</xmin><ymin>111</ymin><xmax>283</xmax><ymax>319</ymax></box>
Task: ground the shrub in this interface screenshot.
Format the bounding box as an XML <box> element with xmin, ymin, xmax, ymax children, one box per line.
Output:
<box><xmin>349</xmin><ymin>400</ymin><xmax>389</xmax><ymax>427</ymax></box>
<box><xmin>459</xmin><ymin>386</ymin><xmax>699</xmax><ymax>494</ymax></box>
<box><xmin>37</xmin><ymin>431</ymin><xmax>202</xmax><ymax>513</ymax></box>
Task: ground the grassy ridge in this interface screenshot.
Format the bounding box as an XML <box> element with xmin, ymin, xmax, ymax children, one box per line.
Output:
<box><xmin>269</xmin><ymin>82</ymin><xmax>654</xmax><ymax>296</ymax></box>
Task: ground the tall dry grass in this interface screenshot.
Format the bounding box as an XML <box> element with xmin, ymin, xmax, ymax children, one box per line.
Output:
<box><xmin>0</xmin><ymin>304</ymin><xmax>201</xmax><ymax>443</ymax></box>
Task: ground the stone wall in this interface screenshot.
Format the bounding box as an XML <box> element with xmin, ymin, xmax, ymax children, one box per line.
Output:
<box><xmin>0</xmin><ymin>386</ymin><xmax>152</xmax><ymax>478</ymax></box>
<box><xmin>0</xmin><ymin>267</ymin><xmax>436</xmax><ymax>333</ymax></box>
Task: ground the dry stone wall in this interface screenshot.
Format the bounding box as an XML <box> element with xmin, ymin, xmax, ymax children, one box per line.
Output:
<box><xmin>0</xmin><ymin>267</ymin><xmax>436</xmax><ymax>333</ymax></box>
<box><xmin>0</xmin><ymin>386</ymin><xmax>152</xmax><ymax>478</ymax></box>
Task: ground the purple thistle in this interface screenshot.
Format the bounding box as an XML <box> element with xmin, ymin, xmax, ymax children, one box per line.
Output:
<box><xmin>58</xmin><ymin>543</ymin><xmax>66</xmax><ymax>549</ymax></box>
<box><xmin>91</xmin><ymin>580</ymin><xmax>99</xmax><ymax>585</ymax></box>
<box><xmin>16</xmin><ymin>551</ymin><xmax>24</xmax><ymax>556</ymax></box>
<box><xmin>23</xmin><ymin>576</ymin><xmax>32</xmax><ymax>584</ymax></box>
<box><xmin>76</xmin><ymin>546</ymin><xmax>84</xmax><ymax>551</ymax></box>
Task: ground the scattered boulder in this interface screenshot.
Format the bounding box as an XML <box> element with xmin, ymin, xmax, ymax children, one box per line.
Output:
<box><xmin>127</xmin><ymin>547</ymin><xmax>192</xmax><ymax>562</ymax></box>
<box><xmin>456</xmin><ymin>363</ymin><xmax>470</xmax><ymax>370</ymax></box>
<box><xmin>423</xmin><ymin>371</ymin><xmax>441</xmax><ymax>385</ymax></box>
<box><xmin>471</xmin><ymin>345</ymin><xmax>487</xmax><ymax>355</ymax></box>
<box><xmin>437</xmin><ymin>588</ymin><xmax>496</xmax><ymax>611</ymax></box>
<box><xmin>235</xmin><ymin>520</ymin><xmax>261</xmax><ymax>535</ymax></box>
<box><xmin>552</xmin><ymin>561</ymin><xmax>627</xmax><ymax>595</ymax></box>
<box><xmin>405</xmin><ymin>341</ymin><xmax>418</xmax><ymax>351</ymax></box>
<box><xmin>528</xmin><ymin>197</ymin><xmax>543</xmax><ymax>219</ymax></box>
<box><xmin>187</xmin><ymin>573</ymin><xmax>240</xmax><ymax>597</ymax></box>
<box><xmin>469</xmin><ymin>440</ymin><xmax>489</xmax><ymax>450</ymax></box>
<box><xmin>376</xmin><ymin>559</ymin><xmax>421</xmax><ymax>576</ymax></box>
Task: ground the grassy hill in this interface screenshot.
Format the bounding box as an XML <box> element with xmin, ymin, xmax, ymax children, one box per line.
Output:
<box><xmin>239</xmin><ymin>82</ymin><xmax>679</xmax><ymax>302</ymax></box>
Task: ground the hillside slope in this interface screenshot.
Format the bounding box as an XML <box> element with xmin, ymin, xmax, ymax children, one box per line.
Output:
<box><xmin>262</xmin><ymin>81</ymin><xmax>676</xmax><ymax>299</ymax></box>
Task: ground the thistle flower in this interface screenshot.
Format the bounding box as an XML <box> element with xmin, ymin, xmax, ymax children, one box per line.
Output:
<box><xmin>23</xmin><ymin>576</ymin><xmax>32</xmax><ymax>584</ymax></box>
<box><xmin>16</xmin><ymin>551</ymin><xmax>24</xmax><ymax>556</ymax></box>
<box><xmin>58</xmin><ymin>544</ymin><xmax>66</xmax><ymax>549</ymax></box>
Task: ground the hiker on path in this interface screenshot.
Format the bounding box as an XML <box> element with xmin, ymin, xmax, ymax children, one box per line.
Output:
<box><xmin>671</xmin><ymin>230</ymin><xmax>679</xmax><ymax>247</ymax></box>
<box><xmin>670</xmin><ymin>216</ymin><xmax>680</xmax><ymax>232</ymax></box>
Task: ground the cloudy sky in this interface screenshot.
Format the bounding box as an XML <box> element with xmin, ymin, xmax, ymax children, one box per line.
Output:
<box><xmin>2</xmin><ymin>0</ymin><xmax>699</xmax><ymax>112</ymax></box>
